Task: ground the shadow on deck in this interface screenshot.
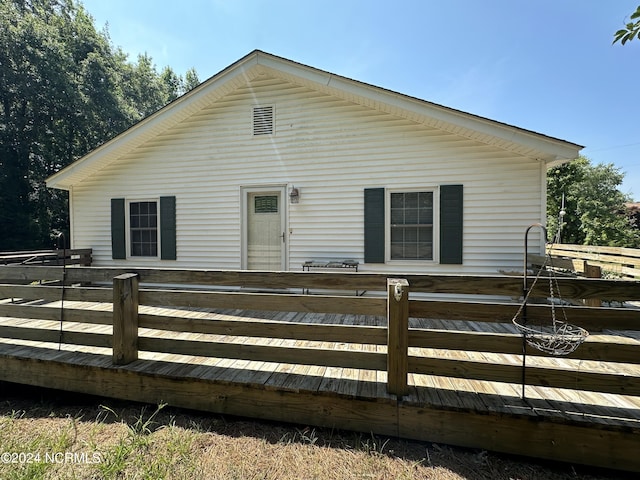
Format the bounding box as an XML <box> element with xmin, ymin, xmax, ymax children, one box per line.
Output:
<box><xmin>0</xmin><ymin>265</ymin><xmax>640</xmax><ymax>472</ymax></box>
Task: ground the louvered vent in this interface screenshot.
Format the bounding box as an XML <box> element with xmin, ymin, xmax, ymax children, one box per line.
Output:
<box><xmin>253</xmin><ymin>106</ymin><xmax>273</xmax><ymax>135</ymax></box>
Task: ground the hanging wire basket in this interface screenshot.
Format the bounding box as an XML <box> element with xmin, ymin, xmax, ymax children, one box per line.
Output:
<box><xmin>512</xmin><ymin>224</ymin><xmax>589</xmax><ymax>357</ymax></box>
<box><xmin>512</xmin><ymin>317</ymin><xmax>589</xmax><ymax>356</ymax></box>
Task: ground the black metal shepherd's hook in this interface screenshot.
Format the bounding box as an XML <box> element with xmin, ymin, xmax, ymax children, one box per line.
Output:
<box><xmin>521</xmin><ymin>223</ymin><xmax>548</xmax><ymax>401</ymax></box>
<box><xmin>57</xmin><ymin>232</ymin><xmax>67</xmax><ymax>351</ymax></box>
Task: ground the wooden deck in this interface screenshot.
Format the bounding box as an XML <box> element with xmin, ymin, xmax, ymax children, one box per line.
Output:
<box><xmin>1</xmin><ymin>265</ymin><xmax>640</xmax><ymax>472</ymax></box>
<box><xmin>3</xmin><ymin>300</ymin><xmax>640</xmax><ymax>420</ymax></box>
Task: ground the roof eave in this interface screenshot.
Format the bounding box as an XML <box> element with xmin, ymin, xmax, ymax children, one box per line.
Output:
<box><xmin>254</xmin><ymin>52</ymin><xmax>582</xmax><ymax>163</ymax></box>
<box><xmin>46</xmin><ymin>50</ymin><xmax>583</xmax><ymax>189</ymax></box>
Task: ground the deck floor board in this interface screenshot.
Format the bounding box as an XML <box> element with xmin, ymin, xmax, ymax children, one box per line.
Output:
<box><xmin>1</xmin><ymin>298</ymin><xmax>640</xmax><ymax>430</ymax></box>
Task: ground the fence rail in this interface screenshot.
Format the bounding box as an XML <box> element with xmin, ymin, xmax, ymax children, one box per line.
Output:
<box><xmin>0</xmin><ymin>248</ymin><xmax>92</xmax><ymax>267</ymax></box>
<box><xmin>1</xmin><ymin>265</ymin><xmax>639</xmax><ymax>299</ymax></box>
<box><xmin>543</xmin><ymin>243</ymin><xmax>640</xmax><ymax>279</ymax></box>
<box><xmin>0</xmin><ymin>265</ymin><xmax>639</xmax><ymax>399</ymax></box>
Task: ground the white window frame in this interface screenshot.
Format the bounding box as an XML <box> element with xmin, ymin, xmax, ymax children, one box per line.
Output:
<box><xmin>385</xmin><ymin>187</ymin><xmax>439</xmax><ymax>264</ymax></box>
<box><xmin>126</xmin><ymin>198</ymin><xmax>161</xmax><ymax>259</ymax></box>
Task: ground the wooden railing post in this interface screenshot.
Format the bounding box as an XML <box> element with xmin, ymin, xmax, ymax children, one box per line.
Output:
<box><xmin>113</xmin><ymin>273</ymin><xmax>139</xmax><ymax>365</ymax></box>
<box><xmin>584</xmin><ymin>261</ymin><xmax>602</xmax><ymax>307</ymax></box>
<box><xmin>80</xmin><ymin>249</ymin><xmax>92</xmax><ymax>266</ymax></box>
<box><xmin>387</xmin><ymin>278</ymin><xmax>409</xmax><ymax>396</ymax></box>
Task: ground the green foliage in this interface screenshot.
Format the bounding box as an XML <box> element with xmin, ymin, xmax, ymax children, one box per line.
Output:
<box><xmin>547</xmin><ymin>156</ymin><xmax>640</xmax><ymax>247</ymax></box>
<box><xmin>184</xmin><ymin>67</ymin><xmax>201</xmax><ymax>92</ymax></box>
<box><xmin>0</xmin><ymin>0</ymin><xmax>199</xmax><ymax>250</ymax></box>
<box><xmin>613</xmin><ymin>5</ymin><xmax>640</xmax><ymax>45</ymax></box>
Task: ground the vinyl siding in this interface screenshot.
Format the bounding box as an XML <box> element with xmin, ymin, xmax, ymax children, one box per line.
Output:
<box><xmin>71</xmin><ymin>75</ymin><xmax>546</xmax><ymax>274</ymax></box>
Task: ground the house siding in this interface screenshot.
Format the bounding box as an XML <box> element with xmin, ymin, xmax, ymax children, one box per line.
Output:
<box><xmin>71</xmin><ymin>75</ymin><xmax>545</xmax><ymax>274</ymax></box>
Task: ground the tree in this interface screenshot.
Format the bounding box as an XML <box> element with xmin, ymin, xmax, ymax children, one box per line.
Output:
<box><xmin>184</xmin><ymin>67</ymin><xmax>201</xmax><ymax>92</ymax></box>
<box><xmin>547</xmin><ymin>157</ymin><xmax>640</xmax><ymax>247</ymax></box>
<box><xmin>0</xmin><ymin>0</ymin><xmax>198</xmax><ymax>250</ymax></box>
<box><xmin>0</xmin><ymin>0</ymin><xmax>82</xmax><ymax>249</ymax></box>
<box><xmin>614</xmin><ymin>5</ymin><xmax>640</xmax><ymax>44</ymax></box>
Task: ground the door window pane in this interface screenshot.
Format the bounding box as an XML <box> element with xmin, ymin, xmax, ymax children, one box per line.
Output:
<box><xmin>254</xmin><ymin>195</ymin><xmax>278</xmax><ymax>214</ymax></box>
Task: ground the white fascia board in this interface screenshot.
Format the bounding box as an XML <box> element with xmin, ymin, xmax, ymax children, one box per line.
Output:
<box><xmin>325</xmin><ymin>74</ymin><xmax>582</xmax><ymax>162</ymax></box>
<box><xmin>255</xmin><ymin>52</ymin><xmax>333</xmax><ymax>87</ymax></box>
<box><xmin>257</xmin><ymin>51</ymin><xmax>582</xmax><ymax>163</ymax></box>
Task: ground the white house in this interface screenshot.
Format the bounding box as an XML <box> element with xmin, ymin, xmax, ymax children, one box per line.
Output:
<box><xmin>46</xmin><ymin>50</ymin><xmax>582</xmax><ymax>275</ymax></box>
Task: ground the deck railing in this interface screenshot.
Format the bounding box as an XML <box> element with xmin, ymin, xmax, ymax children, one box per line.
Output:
<box><xmin>0</xmin><ymin>248</ymin><xmax>92</xmax><ymax>267</ymax></box>
<box><xmin>529</xmin><ymin>243</ymin><xmax>640</xmax><ymax>280</ymax></box>
<box><xmin>0</xmin><ymin>265</ymin><xmax>639</xmax><ymax>398</ymax></box>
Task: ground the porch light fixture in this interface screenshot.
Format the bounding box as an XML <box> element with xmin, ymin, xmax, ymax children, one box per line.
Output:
<box><xmin>289</xmin><ymin>186</ymin><xmax>300</xmax><ymax>204</ymax></box>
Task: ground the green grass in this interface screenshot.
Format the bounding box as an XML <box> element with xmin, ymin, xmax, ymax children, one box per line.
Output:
<box><xmin>0</xmin><ymin>389</ymin><xmax>629</xmax><ymax>480</ymax></box>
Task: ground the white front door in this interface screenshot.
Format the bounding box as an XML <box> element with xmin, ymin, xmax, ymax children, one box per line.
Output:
<box><xmin>244</xmin><ymin>188</ymin><xmax>286</xmax><ymax>270</ymax></box>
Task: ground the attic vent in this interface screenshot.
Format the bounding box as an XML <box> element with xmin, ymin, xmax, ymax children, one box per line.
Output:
<box><xmin>253</xmin><ymin>105</ymin><xmax>273</xmax><ymax>135</ymax></box>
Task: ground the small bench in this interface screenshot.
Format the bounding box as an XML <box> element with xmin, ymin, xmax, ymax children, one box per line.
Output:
<box><xmin>302</xmin><ymin>259</ymin><xmax>359</xmax><ymax>272</ymax></box>
<box><xmin>302</xmin><ymin>259</ymin><xmax>361</xmax><ymax>295</ymax></box>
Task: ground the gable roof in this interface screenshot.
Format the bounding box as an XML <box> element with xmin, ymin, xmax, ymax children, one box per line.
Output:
<box><xmin>47</xmin><ymin>50</ymin><xmax>583</xmax><ymax>190</ymax></box>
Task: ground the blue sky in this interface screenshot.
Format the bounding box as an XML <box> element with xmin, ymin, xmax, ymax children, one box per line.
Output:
<box><xmin>81</xmin><ymin>0</ymin><xmax>639</xmax><ymax>200</ymax></box>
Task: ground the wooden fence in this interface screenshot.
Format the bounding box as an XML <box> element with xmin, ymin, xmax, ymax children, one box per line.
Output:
<box><xmin>0</xmin><ymin>248</ymin><xmax>92</xmax><ymax>267</ymax></box>
<box><xmin>1</xmin><ymin>265</ymin><xmax>639</xmax><ymax>398</ymax></box>
<box><xmin>539</xmin><ymin>243</ymin><xmax>640</xmax><ymax>280</ymax></box>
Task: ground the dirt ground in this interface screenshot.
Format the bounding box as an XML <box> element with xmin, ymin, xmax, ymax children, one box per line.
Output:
<box><xmin>0</xmin><ymin>382</ymin><xmax>633</xmax><ymax>480</ymax></box>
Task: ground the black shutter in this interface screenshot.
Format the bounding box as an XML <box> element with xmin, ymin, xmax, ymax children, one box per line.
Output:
<box><xmin>364</xmin><ymin>188</ymin><xmax>385</xmax><ymax>263</ymax></box>
<box><xmin>160</xmin><ymin>196</ymin><xmax>176</xmax><ymax>260</ymax></box>
<box><xmin>439</xmin><ymin>185</ymin><xmax>463</xmax><ymax>264</ymax></box>
<box><xmin>111</xmin><ymin>198</ymin><xmax>126</xmax><ymax>260</ymax></box>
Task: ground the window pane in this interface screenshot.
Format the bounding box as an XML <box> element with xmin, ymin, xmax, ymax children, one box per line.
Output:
<box><xmin>391</xmin><ymin>226</ymin><xmax>403</xmax><ymax>243</ymax></box>
<box><xmin>419</xmin><ymin>193</ymin><xmax>433</xmax><ymax>223</ymax></box>
<box><xmin>390</xmin><ymin>243</ymin><xmax>404</xmax><ymax>259</ymax></box>
<box><xmin>391</xmin><ymin>208</ymin><xmax>404</xmax><ymax>224</ymax></box>
<box><xmin>405</xmin><ymin>226</ymin><xmax>418</xmax><ymax>242</ymax></box>
<box><xmin>391</xmin><ymin>193</ymin><xmax>404</xmax><ymax>209</ymax></box>
<box><xmin>389</xmin><ymin>191</ymin><xmax>433</xmax><ymax>261</ymax></box>
<box><xmin>404</xmin><ymin>244</ymin><xmax>418</xmax><ymax>259</ymax></box>
<box><xmin>418</xmin><ymin>226</ymin><xmax>432</xmax><ymax>242</ymax></box>
<box><xmin>255</xmin><ymin>195</ymin><xmax>278</xmax><ymax>213</ymax></box>
<box><xmin>418</xmin><ymin>242</ymin><xmax>433</xmax><ymax>260</ymax></box>
<box><xmin>404</xmin><ymin>192</ymin><xmax>418</xmax><ymax>208</ymax></box>
<box><xmin>404</xmin><ymin>208</ymin><xmax>418</xmax><ymax>224</ymax></box>
<box><xmin>130</xmin><ymin>201</ymin><xmax>158</xmax><ymax>257</ymax></box>
<box><xmin>419</xmin><ymin>192</ymin><xmax>433</xmax><ymax>208</ymax></box>
<box><xmin>419</xmin><ymin>208</ymin><xmax>433</xmax><ymax>224</ymax></box>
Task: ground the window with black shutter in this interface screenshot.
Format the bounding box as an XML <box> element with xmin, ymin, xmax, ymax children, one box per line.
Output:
<box><xmin>363</xmin><ymin>185</ymin><xmax>463</xmax><ymax>264</ymax></box>
<box><xmin>110</xmin><ymin>196</ymin><xmax>176</xmax><ymax>260</ymax></box>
